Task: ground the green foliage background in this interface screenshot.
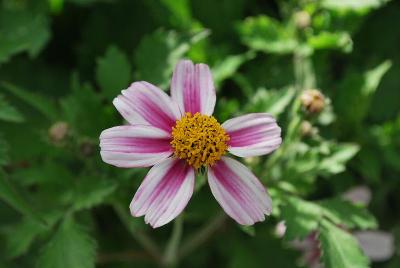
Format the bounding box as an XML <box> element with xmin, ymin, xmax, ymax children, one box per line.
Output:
<box><xmin>1</xmin><ymin>0</ymin><xmax>400</xmax><ymax>267</ymax></box>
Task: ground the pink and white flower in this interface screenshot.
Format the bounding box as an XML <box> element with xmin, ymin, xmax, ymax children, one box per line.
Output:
<box><xmin>100</xmin><ymin>59</ymin><xmax>282</xmax><ymax>228</ymax></box>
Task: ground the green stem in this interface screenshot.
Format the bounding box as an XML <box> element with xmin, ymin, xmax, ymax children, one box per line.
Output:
<box><xmin>178</xmin><ymin>212</ymin><xmax>227</xmax><ymax>260</ymax></box>
<box><xmin>264</xmin><ymin>49</ymin><xmax>311</xmax><ymax>176</ymax></box>
<box><xmin>163</xmin><ymin>216</ymin><xmax>184</xmax><ymax>267</ymax></box>
<box><xmin>112</xmin><ymin>202</ymin><xmax>163</xmax><ymax>263</ymax></box>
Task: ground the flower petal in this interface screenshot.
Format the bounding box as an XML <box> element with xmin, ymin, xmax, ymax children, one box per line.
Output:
<box><xmin>208</xmin><ymin>156</ymin><xmax>272</xmax><ymax>225</ymax></box>
<box><xmin>100</xmin><ymin>125</ymin><xmax>172</xmax><ymax>167</ymax></box>
<box><xmin>222</xmin><ymin>113</ymin><xmax>282</xmax><ymax>157</ymax></box>
<box><xmin>113</xmin><ymin>81</ymin><xmax>181</xmax><ymax>133</ymax></box>
<box><xmin>354</xmin><ymin>231</ymin><xmax>395</xmax><ymax>261</ymax></box>
<box><xmin>171</xmin><ymin>60</ymin><xmax>216</xmax><ymax>116</ymax></box>
<box><xmin>130</xmin><ymin>157</ymin><xmax>195</xmax><ymax>228</ymax></box>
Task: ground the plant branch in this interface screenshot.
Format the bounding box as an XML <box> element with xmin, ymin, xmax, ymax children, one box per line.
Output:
<box><xmin>178</xmin><ymin>212</ymin><xmax>227</xmax><ymax>261</ymax></box>
<box><xmin>112</xmin><ymin>202</ymin><xmax>163</xmax><ymax>263</ymax></box>
<box><xmin>162</xmin><ymin>216</ymin><xmax>184</xmax><ymax>267</ymax></box>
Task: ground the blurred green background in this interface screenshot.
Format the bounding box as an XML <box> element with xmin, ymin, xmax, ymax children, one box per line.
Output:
<box><xmin>1</xmin><ymin>0</ymin><xmax>400</xmax><ymax>267</ymax></box>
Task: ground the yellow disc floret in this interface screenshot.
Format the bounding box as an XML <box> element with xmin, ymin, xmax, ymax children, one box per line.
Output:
<box><xmin>171</xmin><ymin>112</ymin><xmax>230</xmax><ymax>170</ymax></box>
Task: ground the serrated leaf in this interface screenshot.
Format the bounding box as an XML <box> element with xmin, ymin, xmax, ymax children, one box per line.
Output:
<box><xmin>96</xmin><ymin>46</ymin><xmax>132</xmax><ymax>100</ymax></box>
<box><xmin>319</xmin><ymin>143</ymin><xmax>360</xmax><ymax>175</ymax></box>
<box><xmin>70</xmin><ymin>178</ymin><xmax>117</xmax><ymax>211</ymax></box>
<box><xmin>319</xmin><ymin>198</ymin><xmax>377</xmax><ymax>230</ymax></box>
<box><xmin>37</xmin><ymin>217</ymin><xmax>97</xmax><ymax>268</ymax></box>
<box><xmin>319</xmin><ymin>219</ymin><xmax>369</xmax><ymax>268</ymax></box>
<box><xmin>237</xmin><ymin>15</ymin><xmax>297</xmax><ymax>54</ymax></box>
<box><xmin>61</xmin><ymin>82</ymin><xmax>113</xmax><ymax>138</ymax></box>
<box><xmin>281</xmin><ymin>197</ymin><xmax>322</xmax><ymax>240</ymax></box>
<box><xmin>1</xmin><ymin>82</ymin><xmax>59</xmax><ymax>121</ymax></box>
<box><xmin>212</xmin><ymin>52</ymin><xmax>255</xmax><ymax>87</ymax></box>
<box><xmin>0</xmin><ymin>8</ymin><xmax>50</xmax><ymax>64</ymax></box>
<box><xmin>0</xmin><ymin>94</ymin><xmax>24</xmax><ymax>123</ymax></box>
<box><xmin>4</xmin><ymin>218</ymin><xmax>47</xmax><ymax>259</ymax></box>
<box><xmin>134</xmin><ymin>29</ymin><xmax>209</xmax><ymax>88</ymax></box>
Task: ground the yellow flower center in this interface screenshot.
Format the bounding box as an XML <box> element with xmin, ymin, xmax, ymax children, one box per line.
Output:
<box><xmin>171</xmin><ymin>112</ymin><xmax>230</xmax><ymax>170</ymax></box>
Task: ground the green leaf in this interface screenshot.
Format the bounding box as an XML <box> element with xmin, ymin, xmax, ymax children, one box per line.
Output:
<box><xmin>160</xmin><ymin>0</ymin><xmax>193</xmax><ymax>28</ymax></box>
<box><xmin>212</xmin><ymin>51</ymin><xmax>255</xmax><ymax>87</ymax></box>
<box><xmin>335</xmin><ymin>61</ymin><xmax>392</xmax><ymax>124</ymax></box>
<box><xmin>319</xmin><ymin>198</ymin><xmax>377</xmax><ymax>230</ymax></box>
<box><xmin>319</xmin><ymin>219</ymin><xmax>369</xmax><ymax>268</ymax></box>
<box><xmin>1</xmin><ymin>82</ymin><xmax>59</xmax><ymax>121</ymax></box>
<box><xmin>4</xmin><ymin>218</ymin><xmax>47</xmax><ymax>259</ymax></box>
<box><xmin>244</xmin><ymin>87</ymin><xmax>295</xmax><ymax>117</ymax></box>
<box><xmin>70</xmin><ymin>178</ymin><xmax>117</xmax><ymax>211</ymax></box>
<box><xmin>95</xmin><ymin>46</ymin><xmax>132</xmax><ymax>100</ymax></box>
<box><xmin>0</xmin><ymin>8</ymin><xmax>50</xmax><ymax>64</ymax></box>
<box><xmin>61</xmin><ymin>82</ymin><xmax>113</xmax><ymax>138</ymax></box>
<box><xmin>237</xmin><ymin>15</ymin><xmax>297</xmax><ymax>54</ymax></box>
<box><xmin>134</xmin><ymin>29</ymin><xmax>210</xmax><ymax>88</ymax></box>
<box><xmin>0</xmin><ymin>171</ymin><xmax>44</xmax><ymax>224</ymax></box>
<box><xmin>37</xmin><ymin>217</ymin><xmax>97</xmax><ymax>268</ymax></box>
<box><xmin>308</xmin><ymin>32</ymin><xmax>353</xmax><ymax>53</ymax></box>
<box><xmin>281</xmin><ymin>196</ymin><xmax>322</xmax><ymax>240</ymax></box>
<box><xmin>0</xmin><ymin>94</ymin><xmax>24</xmax><ymax>123</ymax></box>
<box><xmin>319</xmin><ymin>143</ymin><xmax>360</xmax><ymax>175</ymax></box>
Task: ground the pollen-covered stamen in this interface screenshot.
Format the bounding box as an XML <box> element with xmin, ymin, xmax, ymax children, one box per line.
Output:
<box><xmin>171</xmin><ymin>112</ymin><xmax>230</xmax><ymax>170</ymax></box>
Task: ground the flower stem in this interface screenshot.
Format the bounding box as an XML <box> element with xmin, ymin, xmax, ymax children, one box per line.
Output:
<box><xmin>112</xmin><ymin>202</ymin><xmax>163</xmax><ymax>263</ymax></box>
<box><xmin>178</xmin><ymin>212</ymin><xmax>227</xmax><ymax>260</ymax></box>
<box><xmin>163</xmin><ymin>216</ymin><xmax>184</xmax><ymax>267</ymax></box>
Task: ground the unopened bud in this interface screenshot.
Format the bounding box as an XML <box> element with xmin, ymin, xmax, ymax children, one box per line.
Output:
<box><xmin>294</xmin><ymin>11</ymin><xmax>311</xmax><ymax>29</ymax></box>
<box><xmin>300</xmin><ymin>89</ymin><xmax>325</xmax><ymax>114</ymax></box>
<box><xmin>80</xmin><ymin>140</ymin><xmax>95</xmax><ymax>157</ymax></box>
<box><xmin>49</xmin><ymin>122</ymin><xmax>69</xmax><ymax>143</ymax></box>
<box><xmin>275</xmin><ymin>221</ymin><xmax>287</xmax><ymax>238</ymax></box>
<box><xmin>300</xmin><ymin>121</ymin><xmax>313</xmax><ymax>137</ymax></box>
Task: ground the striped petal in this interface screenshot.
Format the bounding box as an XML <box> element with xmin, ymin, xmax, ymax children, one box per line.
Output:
<box><xmin>100</xmin><ymin>125</ymin><xmax>172</xmax><ymax>168</ymax></box>
<box><xmin>130</xmin><ymin>157</ymin><xmax>195</xmax><ymax>228</ymax></box>
<box><xmin>222</xmin><ymin>113</ymin><xmax>282</xmax><ymax>157</ymax></box>
<box><xmin>113</xmin><ymin>81</ymin><xmax>181</xmax><ymax>133</ymax></box>
<box><xmin>171</xmin><ymin>59</ymin><xmax>216</xmax><ymax>116</ymax></box>
<box><xmin>208</xmin><ymin>156</ymin><xmax>272</xmax><ymax>225</ymax></box>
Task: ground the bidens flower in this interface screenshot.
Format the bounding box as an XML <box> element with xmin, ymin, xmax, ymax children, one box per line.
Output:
<box><xmin>99</xmin><ymin>60</ymin><xmax>282</xmax><ymax>228</ymax></box>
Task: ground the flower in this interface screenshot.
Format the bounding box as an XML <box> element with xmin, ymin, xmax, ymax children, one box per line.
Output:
<box><xmin>99</xmin><ymin>60</ymin><xmax>282</xmax><ymax>228</ymax></box>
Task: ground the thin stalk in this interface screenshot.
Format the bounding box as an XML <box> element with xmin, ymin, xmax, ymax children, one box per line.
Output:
<box><xmin>112</xmin><ymin>202</ymin><xmax>163</xmax><ymax>263</ymax></box>
<box><xmin>162</xmin><ymin>216</ymin><xmax>184</xmax><ymax>267</ymax></box>
<box><xmin>178</xmin><ymin>212</ymin><xmax>227</xmax><ymax>260</ymax></box>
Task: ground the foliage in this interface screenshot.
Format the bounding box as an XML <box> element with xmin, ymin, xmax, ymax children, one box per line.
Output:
<box><xmin>0</xmin><ymin>0</ymin><xmax>399</xmax><ymax>267</ymax></box>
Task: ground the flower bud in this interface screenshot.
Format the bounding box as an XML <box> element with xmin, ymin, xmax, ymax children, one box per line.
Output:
<box><xmin>294</xmin><ymin>11</ymin><xmax>311</xmax><ymax>29</ymax></box>
<box><xmin>48</xmin><ymin>122</ymin><xmax>69</xmax><ymax>143</ymax></box>
<box><xmin>300</xmin><ymin>120</ymin><xmax>313</xmax><ymax>137</ymax></box>
<box><xmin>80</xmin><ymin>140</ymin><xmax>95</xmax><ymax>157</ymax></box>
<box><xmin>300</xmin><ymin>89</ymin><xmax>325</xmax><ymax>114</ymax></box>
